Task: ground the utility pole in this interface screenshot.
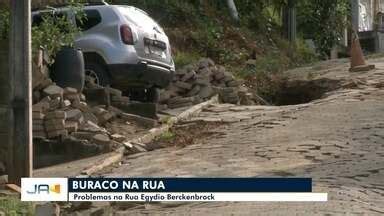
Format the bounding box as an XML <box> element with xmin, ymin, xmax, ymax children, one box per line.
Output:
<box><xmin>351</xmin><ymin>0</ymin><xmax>359</xmax><ymax>32</ymax></box>
<box><xmin>8</xmin><ymin>0</ymin><xmax>33</xmax><ymax>185</ymax></box>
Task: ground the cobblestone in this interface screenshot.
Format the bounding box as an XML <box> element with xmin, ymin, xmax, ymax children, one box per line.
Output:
<box><xmin>101</xmin><ymin>61</ymin><xmax>384</xmax><ymax>215</ymax></box>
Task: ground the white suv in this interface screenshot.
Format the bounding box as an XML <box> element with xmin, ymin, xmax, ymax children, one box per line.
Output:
<box><xmin>33</xmin><ymin>3</ymin><xmax>175</xmax><ymax>101</ymax></box>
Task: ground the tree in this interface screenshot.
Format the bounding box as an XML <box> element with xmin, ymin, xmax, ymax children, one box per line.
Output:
<box><xmin>226</xmin><ymin>0</ymin><xmax>240</xmax><ymax>22</ymax></box>
<box><xmin>297</xmin><ymin>0</ymin><xmax>349</xmax><ymax>58</ymax></box>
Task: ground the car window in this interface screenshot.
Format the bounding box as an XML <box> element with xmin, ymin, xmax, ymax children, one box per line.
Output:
<box><xmin>118</xmin><ymin>6</ymin><xmax>162</xmax><ymax>31</ymax></box>
<box><xmin>32</xmin><ymin>12</ymin><xmax>68</xmax><ymax>27</ymax></box>
<box><xmin>76</xmin><ymin>10</ymin><xmax>102</xmax><ymax>31</ymax></box>
<box><xmin>32</xmin><ymin>14</ymin><xmax>44</xmax><ymax>27</ymax></box>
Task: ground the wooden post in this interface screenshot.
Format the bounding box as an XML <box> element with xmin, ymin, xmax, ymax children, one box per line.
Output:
<box><xmin>8</xmin><ymin>0</ymin><xmax>33</xmax><ymax>185</ymax></box>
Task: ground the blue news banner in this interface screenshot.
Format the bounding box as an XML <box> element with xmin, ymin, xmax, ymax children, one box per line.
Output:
<box><xmin>65</xmin><ymin>178</ymin><xmax>327</xmax><ymax>202</ymax></box>
<box><xmin>20</xmin><ymin>177</ymin><xmax>328</xmax><ymax>202</ymax></box>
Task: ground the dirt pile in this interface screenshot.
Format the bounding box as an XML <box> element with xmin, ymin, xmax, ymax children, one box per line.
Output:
<box><xmin>159</xmin><ymin>58</ymin><xmax>257</xmax><ymax>109</ymax></box>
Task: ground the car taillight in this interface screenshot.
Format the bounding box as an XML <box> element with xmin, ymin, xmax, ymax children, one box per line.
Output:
<box><xmin>120</xmin><ymin>24</ymin><xmax>134</xmax><ymax>45</ymax></box>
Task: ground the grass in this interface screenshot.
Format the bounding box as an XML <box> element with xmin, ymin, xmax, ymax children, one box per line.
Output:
<box><xmin>159</xmin><ymin>131</ymin><xmax>176</xmax><ymax>142</ymax></box>
<box><xmin>0</xmin><ymin>197</ymin><xmax>34</xmax><ymax>216</ymax></box>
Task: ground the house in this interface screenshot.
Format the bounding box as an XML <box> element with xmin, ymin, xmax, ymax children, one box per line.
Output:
<box><xmin>353</xmin><ymin>0</ymin><xmax>384</xmax><ymax>52</ymax></box>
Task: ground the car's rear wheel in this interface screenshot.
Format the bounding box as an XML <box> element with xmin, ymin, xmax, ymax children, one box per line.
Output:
<box><xmin>51</xmin><ymin>47</ymin><xmax>85</xmax><ymax>91</ymax></box>
<box><xmin>85</xmin><ymin>62</ymin><xmax>110</xmax><ymax>87</ymax></box>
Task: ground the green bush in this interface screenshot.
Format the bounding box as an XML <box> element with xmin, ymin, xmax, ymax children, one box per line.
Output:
<box><xmin>112</xmin><ymin>0</ymin><xmax>199</xmax><ymax>27</ymax></box>
<box><xmin>237</xmin><ymin>51</ymin><xmax>290</xmax><ymax>78</ymax></box>
<box><xmin>32</xmin><ymin>3</ymin><xmax>85</xmax><ymax>61</ymax></box>
<box><xmin>0</xmin><ymin>8</ymin><xmax>10</xmax><ymax>40</ymax></box>
<box><xmin>159</xmin><ymin>131</ymin><xmax>175</xmax><ymax>142</ymax></box>
<box><xmin>292</xmin><ymin>39</ymin><xmax>318</xmax><ymax>65</ymax></box>
<box><xmin>0</xmin><ymin>198</ymin><xmax>34</xmax><ymax>216</ymax></box>
<box><xmin>173</xmin><ymin>51</ymin><xmax>200</xmax><ymax>68</ymax></box>
<box><xmin>274</xmin><ymin>37</ymin><xmax>318</xmax><ymax>67</ymax></box>
<box><xmin>297</xmin><ymin>0</ymin><xmax>349</xmax><ymax>58</ymax></box>
<box><xmin>0</xmin><ymin>3</ymin><xmax>85</xmax><ymax>61</ymax></box>
<box><xmin>234</xmin><ymin>37</ymin><xmax>317</xmax><ymax>104</ymax></box>
<box><xmin>190</xmin><ymin>19</ymin><xmax>223</xmax><ymax>59</ymax></box>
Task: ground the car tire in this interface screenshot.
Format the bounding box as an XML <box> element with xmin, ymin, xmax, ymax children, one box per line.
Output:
<box><xmin>51</xmin><ymin>47</ymin><xmax>85</xmax><ymax>91</ymax></box>
<box><xmin>85</xmin><ymin>62</ymin><xmax>110</xmax><ymax>87</ymax></box>
<box><xmin>146</xmin><ymin>87</ymin><xmax>160</xmax><ymax>103</ymax></box>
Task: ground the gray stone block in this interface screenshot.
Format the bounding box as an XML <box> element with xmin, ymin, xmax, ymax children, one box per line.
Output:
<box><xmin>43</xmin><ymin>85</ymin><xmax>63</xmax><ymax>99</ymax></box>
<box><xmin>66</xmin><ymin>109</ymin><xmax>83</xmax><ymax>121</ymax></box>
<box><xmin>198</xmin><ymin>86</ymin><xmax>215</xmax><ymax>99</ymax></box>
<box><xmin>174</xmin><ymin>81</ymin><xmax>193</xmax><ymax>90</ymax></box>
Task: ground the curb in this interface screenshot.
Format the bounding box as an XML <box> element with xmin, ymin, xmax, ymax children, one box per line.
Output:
<box><xmin>81</xmin><ymin>95</ymin><xmax>219</xmax><ymax>176</ymax></box>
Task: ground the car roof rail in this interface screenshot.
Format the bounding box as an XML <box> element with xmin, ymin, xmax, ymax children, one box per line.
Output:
<box><xmin>32</xmin><ymin>1</ymin><xmax>109</xmax><ymax>11</ymax></box>
<box><xmin>84</xmin><ymin>0</ymin><xmax>109</xmax><ymax>6</ymax></box>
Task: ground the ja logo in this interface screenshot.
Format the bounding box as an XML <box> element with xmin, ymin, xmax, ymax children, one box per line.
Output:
<box><xmin>27</xmin><ymin>184</ymin><xmax>61</xmax><ymax>194</ymax></box>
<box><xmin>22</xmin><ymin>178</ymin><xmax>67</xmax><ymax>201</ymax></box>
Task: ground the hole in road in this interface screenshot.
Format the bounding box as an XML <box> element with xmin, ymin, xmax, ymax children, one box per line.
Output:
<box><xmin>273</xmin><ymin>78</ymin><xmax>341</xmax><ymax>105</ymax></box>
<box><xmin>251</xmin><ymin>78</ymin><xmax>341</xmax><ymax>106</ymax></box>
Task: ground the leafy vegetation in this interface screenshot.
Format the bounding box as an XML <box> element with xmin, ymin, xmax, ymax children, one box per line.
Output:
<box><xmin>0</xmin><ymin>2</ymin><xmax>85</xmax><ymax>61</ymax></box>
<box><xmin>0</xmin><ymin>197</ymin><xmax>34</xmax><ymax>216</ymax></box>
<box><xmin>0</xmin><ymin>7</ymin><xmax>10</xmax><ymax>40</ymax></box>
<box><xmin>111</xmin><ymin>0</ymin><xmax>200</xmax><ymax>27</ymax></box>
<box><xmin>297</xmin><ymin>0</ymin><xmax>350</xmax><ymax>58</ymax></box>
<box><xmin>236</xmin><ymin>38</ymin><xmax>317</xmax><ymax>104</ymax></box>
<box><xmin>159</xmin><ymin>131</ymin><xmax>176</xmax><ymax>142</ymax></box>
<box><xmin>112</xmin><ymin>0</ymin><xmax>319</xmax><ymax>71</ymax></box>
<box><xmin>173</xmin><ymin>51</ymin><xmax>200</xmax><ymax>68</ymax></box>
<box><xmin>32</xmin><ymin>2</ymin><xmax>85</xmax><ymax>61</ymax></box>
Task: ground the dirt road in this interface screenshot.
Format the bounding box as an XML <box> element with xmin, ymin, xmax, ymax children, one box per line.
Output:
<box><xmin>101</xmin><ymin>59</ymin><xmax>384</xmax><ymax>215</ymax></box>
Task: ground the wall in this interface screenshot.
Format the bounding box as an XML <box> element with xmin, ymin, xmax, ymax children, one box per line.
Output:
<box><xmin>359</xmin><ymin>0</ymin><xmax>374</xmax><ymax>32</ymax></box>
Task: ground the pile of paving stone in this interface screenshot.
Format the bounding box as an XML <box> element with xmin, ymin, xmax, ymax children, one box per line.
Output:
<box><xmin>158</xmin><ymin>58</ymin><xmax>256</xmax><ymax>109</ymax></box>
<box><xmin>31</xmin><ymin>72</ymin><xmax>157</xmax><ymax>166</ymax></box>
<box><xmin>0</xmin><ymin>50</ymin><xmax>154</xmax><ymax>172</ymax></box>
<box><xmin>32</xmin><ymin>78</ymin><xmax>127</xmax><ymax>147</ymax></box>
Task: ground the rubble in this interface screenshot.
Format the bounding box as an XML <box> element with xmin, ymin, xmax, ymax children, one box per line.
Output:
<box><xmin>92</xmin><ymin>134</ymin><xmax>111</xmax><ymax>146</ymax></box>
<box><xmin>0</xmin><ymin>161</ymin><xmax>5</xmax><ymax>174</ymax></box>
<box><xmin>35</xmin><ymin>203</ymin><xmax>60</xmax><ymax>216</ymax></box>
<box><xmin>29</xmin><ymin>57</ymin><xmax>252</xmax><ymax>168</ymax></box>
<box><xmin>159</xmin><ymin>58</ymin><xmax>256</xmax><ymax>108</ymax></box>
<box><xmin>72</xmin><ymin>131</ymin><xmax>96</xmax><ymax>140</ymax></box>
<box><xmin>0</xmin><ymin>174</ymin><xmax>7</xmax><ymax>184</ymax></box>
<box><xmin>31</xmin><ymin>75</ymin><xmax>149</xmax><ymax>163</ymax></box>
<box><xmin>66</xmin><ymin>109</ymin><xmax>83</xmax><ymax>122</ymax></box>
<box><xmin>111</xmin><ymin>134</ymin><xmax>126</xmax><ymax>142</ymax></box>
<box><xmin>119</xmin><ymin>113</ymin><xmax>158</xmax><ymax>128</ymax></box>
<box><xmin>43</xmin><ymin>85</ymin><xmax>64</xmax><ymax>99</ymax></box>
<box><xmin>65</xmin><ymin>121</ymin><xmax>79</xmax><ymax>133</ymax></box>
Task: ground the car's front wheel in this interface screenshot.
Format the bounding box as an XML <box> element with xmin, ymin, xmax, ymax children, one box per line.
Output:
<box><xmin>85</xmin><ymin>62</ymin><xmax>110</xmax><ymax>87</ymax></box>
<box><xmin>146</xmin><ymin>87</ymin><xmax>160</xmax><ymax>103</ymax></box>
<box><xmin>125</xmin><ymin>87</ymin><xmax>160</xmax><ymax>103</ymax></box>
